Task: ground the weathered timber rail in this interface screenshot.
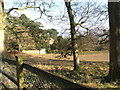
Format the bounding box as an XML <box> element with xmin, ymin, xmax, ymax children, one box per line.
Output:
<box><xmin>2</xmin><ymin>57</ymin><xmax>94</xmax><ymax>89</ymax></box>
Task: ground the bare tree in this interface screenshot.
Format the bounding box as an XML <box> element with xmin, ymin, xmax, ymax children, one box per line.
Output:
<box><xmin>63</xmin><ymin>0</ymin><xmax>108</xmax><ymax>70</ymax></box>
<box><xmin>1</xmin><ymin>0</ymin><xmax>108</xmax><ymax>71</ymax></box>
<box><xmin>64</xmin><ymin>1</ymin><xmax>80</xmax><ymax>71</ymax></box>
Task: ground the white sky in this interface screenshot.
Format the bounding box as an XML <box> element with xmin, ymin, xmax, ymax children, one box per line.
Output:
<box><xmin>4</xmin><ymin>0</ymin><xmax>108</xmax><ymax>37</ymax></box>
<box><xmin>3</xmin><ymin>0</ymin><xmax>67</xmax><ymax>36</ymax></box>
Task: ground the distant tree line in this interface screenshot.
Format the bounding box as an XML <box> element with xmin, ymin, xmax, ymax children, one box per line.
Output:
<box><xmin>5</xmin><ymin>14</ymin><xmax>109</xmax><ymax>54</ymax></box>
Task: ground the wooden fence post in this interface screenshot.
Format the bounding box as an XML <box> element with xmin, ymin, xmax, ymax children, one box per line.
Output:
<box><xmin>15</xmin><ymin>56</ymin><xmax>24</xmax><ymax>90</ymax></box>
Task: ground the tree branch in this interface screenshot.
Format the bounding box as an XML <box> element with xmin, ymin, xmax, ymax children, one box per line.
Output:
<box><xmin>75</xmin><ymin>23</ymin><xmax>89</xmax><ymax>30</ymax></box>
<box><xmin>7</xmin><ymin>6</ymin><xmax>40</xmax><ymax>15</ymax></box>
<box><xmin>7</xmin><ymin>8</ymin><xmax>19</xmax><ymax>15</ymax></box>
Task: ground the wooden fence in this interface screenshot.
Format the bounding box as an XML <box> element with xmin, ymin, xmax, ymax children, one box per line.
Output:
<box><xmin>1</xmin><ymin>56</ymin><xmax>94</xmax><ymax>90</ymax></box>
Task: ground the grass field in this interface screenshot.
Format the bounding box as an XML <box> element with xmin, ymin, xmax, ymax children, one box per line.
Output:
<box><xmin>79</xmin><ymin>50</ymin><xmax>109</xmax><ymax>55</ymax></box>
<box><xmin>6</xmin><ymin>51</ymin><xmax>120</xmax><ymax>88</ymax></box>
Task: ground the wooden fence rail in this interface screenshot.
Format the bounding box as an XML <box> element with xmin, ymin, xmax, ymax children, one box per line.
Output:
<box><xmin>0</xmin><ymin>70</ymin><xmax>17</xmax><ymax>85</ymax></box>
<box><xmin>2</xmin><ymin>57</ymin><xmax>94</xmax><ymax>90</ymax></box>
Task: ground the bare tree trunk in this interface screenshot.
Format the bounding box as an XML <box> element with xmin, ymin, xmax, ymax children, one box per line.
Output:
<box><xmin>0</xmin><ymin>1</ymin><xmax>4</xmax><ymax>62</ymax></box>
<box><xmin>0</xmin><ymin>1</ymin><xmax>8</xmax><ymax>59</ymax></box>
<box><xmin>65</xmin><ymin>1</ymin><xmax>80</xmax><ymax>71</ymax></box>
<box><xmin>108</xmin><ymin>1</ymin><xmax>120</xmax><ymax>81</ymax></box>
<box><xmin>0</xmin><ymin>1</ymin><xmax>4</xmax><ymax>86</ymax></box>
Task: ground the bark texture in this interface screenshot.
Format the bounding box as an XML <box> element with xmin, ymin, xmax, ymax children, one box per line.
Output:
<box><xmin>108</xmin><ymin>2</ymin><xmax>120</xmax><ymax>81</ymax></box>
<box><xmin>65</xmin><ymin>1</ymin><xmax>80</xmax><ymax>71</ymax></box>
<box><xmin>0</xmin><ymin>1</ymin><xmax>5</xmax><ymax>58</ymax></box>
